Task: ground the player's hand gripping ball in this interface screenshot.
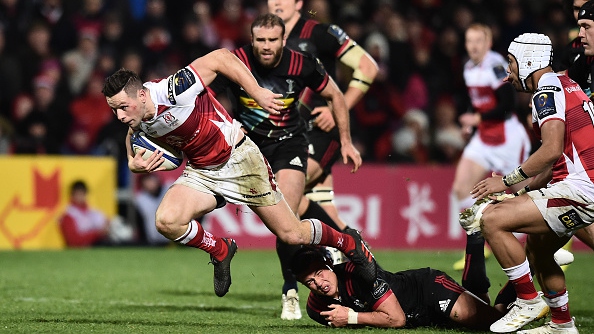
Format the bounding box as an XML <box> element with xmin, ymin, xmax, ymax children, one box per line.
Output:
<box><xmin>130</xmin><ymin>131</ymin><xmax>183</xmax><ymax>171</ymax></box>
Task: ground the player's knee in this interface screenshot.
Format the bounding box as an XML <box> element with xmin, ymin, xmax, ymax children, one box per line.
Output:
<box><xmin>478</xmin><ymin>206</ymin><xmax>496</xmax><ymax>237</ymax></box>
<box><xmin>154</xmin><ymin>212</ymin><xmax>179</xmax><ymax>239</ymax></box>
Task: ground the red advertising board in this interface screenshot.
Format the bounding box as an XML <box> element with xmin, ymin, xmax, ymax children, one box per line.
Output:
<box><xmin>200</xmin><ymin>164</ymin><xmax>465</xmax><ymax>250</ymax></box>
<box><xmin>152</xmin><ymin>164</ymin><xmax>590</xmax><ymax>250</ymax></box>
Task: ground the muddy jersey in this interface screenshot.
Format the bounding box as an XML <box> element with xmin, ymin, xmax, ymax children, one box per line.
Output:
<box><xmin>140</xmin><ymin>65</ymin><xmax>242</xmax><ymax>169</ymax></box>
<box><xmin>555</xmin><ymin>36</ymin><xmax>594</xmax><ymax>99</ymax></box>
<box><xmin>531</xmin><ymin>72</ymin><xmax>594</xmax><ymax>199</ymax></box>
<box><xmin>305</xmin><ymin>263</ymin><xmax>463</xmax><ymax>328</ymax></box>
<box><xmin>210</xmin><ymin>45</ymin><xmax>329</xmax><ymax>139</ymax></box>
<box><xmin>463</xmin><ymin>50</ymin><xmax>513</xmax><ymax>145</ymax></box>
<box><xmin>286</xmin><ymin>17</ymin><xmax>350</xmax><ymax>120</ymax></box>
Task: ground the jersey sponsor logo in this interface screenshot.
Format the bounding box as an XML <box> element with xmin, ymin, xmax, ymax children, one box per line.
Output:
<box><xmin>493</xmin><ymin>65</ymin><xmax>507</xmax><ymax>80</ymax></box>
<box><xmin>535</xmin><ymin>85</ymin><xmax>562</xmax><ymax>93</ymax></box>
<box><xmin>239</xmin><ymin>96</ymin><xmax>294</xmax><ymax>110</ymax></box>
<box><xmin>327</xmin><ymin>24</ymin><xmax>348</xmax><ymax>45</ymax></box>
<box><xmin>534</xmin><ymin>92</ymin><xmax>557</xmax><ymax>119</ymax></box>
<box><xmin>289</xmin><ymin>156</ymin><xmax>303</xmax><ymax>167</ymax></box>
<box><xmin>372</xmin><ymin>278</ymin><xmax>389</xmax><ymax>299</ymax></box>
<box><xmin>439</xmin><ymin>299</ymin><xmax>451</xmax><ymax>312</ymax></box>
<box><xmin>564</xmin><ymin>84</ymin><xmax>582</xmax><ymax>94</ymax></box>
<box><xmin>167</xmin><ymin>77</ymin><xmax>176</xmax><ymax>105</ymax></box>
<box><xmin>558</xmin><ymin>209</ymin><xmax>586</xmax><ymax>229</ymax></box>
<box><xmin>172</xmin><ymin>68</ymin><xmax>196</xmax><ymax>96</ymax></box>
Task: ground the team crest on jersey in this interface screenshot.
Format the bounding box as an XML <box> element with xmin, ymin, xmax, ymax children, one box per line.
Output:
<box><xmin>534</xmin><ymin>92</ymin><xmax>556</xmax><ymax>119</ymax></box>
<box><xmin>160</xmin><ymin>111</ymin><xmax>179</xmax><ymax>127</ymax></box>
<box><xmin>558</xmin><ymin>209</ymin><xmax>586</xmax><ymax>229</ymax></box>
<box><xmin>493</xmin><ymin>65</ymin><xmax>507</xmax><ymax>80</ymax></box>
<box><xmin>372</xmin><ymin>278</ymin><xmax>389</xmax><ymax>299</ymax></box>
<box><xmin>327</xmin><ymin>24</ymin><xmax>348</xmax><ymax>45</ymax></box>
<box><xmin>298</xmin><ymin>42</ymin><xmax>309</xmax><ymax>52</ymax></box>
<box><xmin>286</xmin><ymin>79</ymin><xmax>295</xmax><ymax>94</ymax></box>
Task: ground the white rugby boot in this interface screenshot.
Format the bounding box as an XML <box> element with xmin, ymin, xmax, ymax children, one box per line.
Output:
<box><xmin>459</xmin><ymin>195</ymin><xmax>493</xmax><ymax>235</ymax></box>
<box><xmin>490</xmin><ymin>295</ymin><xmax>550</xmax><ymax>333</ymax></box>
<box><xmin>280</xmin><ymin>289</ymin><xmax>302</xmax><ymax>320</ymax></box>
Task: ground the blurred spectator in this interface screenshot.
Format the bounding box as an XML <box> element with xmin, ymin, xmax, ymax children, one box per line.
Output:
<box><xmin>12</xmin><ymin>110</ymin><xmax>58</xmax><ymax>154</ymax></box>
<box><xmin>352</xmin><ymin>31</ymin><xmax>404</xmax><ymax>161</ymax></box>
<box><xmin>30</xmin><ymin>0</ymin><xmax>78</xmax><ymax>54</ymax></box>
<box><xmin>59</xmin><ymin>180</ymin><xmax>110</xmax><ymax>247</ymax></box>
<box><xmin>174</xmin><ymin>15</ymin><xmax>213</xmax><ymax>66</ymax></box>
<box><xmin>212</xmin><ymin>0</ymin><xmax>253</xmax><ymax>49</ymax></box>
<box><xmin>63</xmin><ymin>71</ymin><xmax>112</xmax><ymax>154</ymax></box>
<box><xmin>192</xmin><ymin>0</ymin><xmax>219</xmax><ymax>49</ymax></box>
<box><xmin>16</xmin><ymin>21</ymin><xmax>55</xmax><ymax>93</ymax></box>
<box><xmin>379</xmin><ymin>109</ymin><xmax>430</xmax><ymax>163</ymax></box>
<box><xmin>134</xmin><ymin>174</ymin><xmax>171</xmax><ymax>246</ymax></box>
<box><xmin>12</xmin><ymin>74</ymin><xmax>68</xmax><ymax>153</ymax></box>
<box><xmin>0</xmin><ymin>25</ymin><xmax>23</xmax><ymax>119</ymax></box>
<box><xmin>430</xmin><ymin>95</ymin><xmax>465</xmax><ymax>164</ymax></box>
<box><xmin>62</xmin><ymin>28</ymin><xmax>100</xmax><ymax>96</ymax></box>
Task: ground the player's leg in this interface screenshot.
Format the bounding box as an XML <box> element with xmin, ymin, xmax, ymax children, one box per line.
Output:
<box><xmin>156</xmin><ymin>183</ymin><xmax>237</xmax><ymax>297</ymax></box>
<box><xmin>450</xmin><ymin>292</ymin><xmax>504</xmax><ymax>330</ymax></box>
<box><xmin>251</xmin><ymin>201</ymin><xmax>377</xmax><ymax>285</ymax></box>
<box><xmin>481</xmin><ymin>197</ymin><xmax>552</xmax><ymax>332</ymax></box>
<box><xmin>461</xmin><ymin>231</ymin><xmax>491</xmax><ymax>304</ymax></box>
<box><xmin>451</xmin><ymin>156</ymin><xmax>489</xmax><ymax>270</ymax></box>
<box><xmin>274</xmin><ymin>168</ymin><xmax>306</xmax><ymax>320</ymax></box>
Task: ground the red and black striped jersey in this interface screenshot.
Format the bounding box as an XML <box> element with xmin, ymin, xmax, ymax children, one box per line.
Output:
<box><xmin>209</xmin><ymin>44</ymin><xmax>329</xmax><ymax>140</ymax></box>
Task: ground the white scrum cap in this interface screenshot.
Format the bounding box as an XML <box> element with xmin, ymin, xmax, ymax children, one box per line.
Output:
<box><xmin>507</xmin><ymin>33</ymin><xmax>553</xmax><ymax>91</ymax></box>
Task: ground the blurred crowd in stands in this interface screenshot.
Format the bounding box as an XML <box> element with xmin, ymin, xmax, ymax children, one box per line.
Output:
<box><xmin>0</xmin><ymin>0</ymin><xmax>580</xmax><ymax>186</ymax></box>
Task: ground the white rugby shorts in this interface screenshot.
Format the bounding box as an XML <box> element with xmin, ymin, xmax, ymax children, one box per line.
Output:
<box><xmin>462</xmin><ymin>116</ymin><xmax>530</xmax><ymax>175</ymax></box>
<box><xmin>174</xmin><ymin>136</ymin><xmax>283</xmax><ymax>207</ymax></box>
<box><xmin>528</xmin><ymin>181</ymin><xmax>594</xmax><ymax>237</ymax></box>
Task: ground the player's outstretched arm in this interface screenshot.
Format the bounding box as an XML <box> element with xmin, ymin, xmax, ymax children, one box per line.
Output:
<box><xmin>319</xmin><ymin>77</ymin><xmax>362</xmax><ymax>172</ymax></box>
<box><xmin>190</xmin><ymin>49</ymin><xmax>283</xmax><ymax>114</ymax></box>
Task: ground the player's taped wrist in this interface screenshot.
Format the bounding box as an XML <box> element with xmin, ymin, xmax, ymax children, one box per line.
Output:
<box><xmin>502</xmin><ymin>166</ymin><xmax>528</xmax><ymax>187</ymax></box>
<box><xmin>513</xmin><ymin>185</ymin><xmax>530</xmax><ymax>196</ymax></box>
<box><xmin>347</xmin><ymin>308</ymin><xmax>358</xmax><ymax>324</ymax></box>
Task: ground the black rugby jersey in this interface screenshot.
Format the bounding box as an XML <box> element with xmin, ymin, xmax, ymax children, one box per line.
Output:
<box><xmin>209</xmin><ymin>44</ymin><xmax>329</xmax><ymax>139</ymax></box>
<box><xmin>286</xmin><ymin>18</ymin><xmax>351</xmax><ymax>120</ymax></box>
<box><xmin>306</xmin><ymin>263</ymin><xmax>462</xmax><ymax>328</ymax></box>
<box><xmin>556</xmin><ymin>36</ymin><xmax>594</xmax><ymax>98</ymax></box>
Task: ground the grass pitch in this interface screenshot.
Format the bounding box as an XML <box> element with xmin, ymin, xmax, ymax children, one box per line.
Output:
<box><xmin>1</xmin><ymin>247</ymin><xmax>593</xmax><ymax>334</ymax></box>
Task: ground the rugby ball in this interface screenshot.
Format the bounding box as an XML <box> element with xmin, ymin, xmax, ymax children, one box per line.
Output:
<box><xmin>130</xmin><ymin>131</ymin><xmax>183</xmax><ymax>171</ymax></box>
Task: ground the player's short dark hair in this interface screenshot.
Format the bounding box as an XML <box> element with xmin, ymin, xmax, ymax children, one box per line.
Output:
<box><xmin>251</xmin><ymin>13</ymin><xmax>285</xmax><ymax>37</ymax></box>
<box><xmin>290</xmin><ymin>246</ymin><xmax>333</xmax><ymax>282</ymax></box>
<box><xmin>102</xmin><ymin>68</ymin><xmax>143</xmax><ymax>98</ymax></box>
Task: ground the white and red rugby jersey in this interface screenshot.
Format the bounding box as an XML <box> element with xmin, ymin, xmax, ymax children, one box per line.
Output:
<box><xmin>139</xmin><ymin>65</ymin><xmax>243</xmax><ymax>169</ymax></box>
<box><xmin>464</xmin><ymin>50</ymin><xmax>512</xmax><ymax>145</ymax></box>
<box><xmin>532</xmin><ymin>72</ymin><xmax>594</xmax><ymax>199</ymax></box>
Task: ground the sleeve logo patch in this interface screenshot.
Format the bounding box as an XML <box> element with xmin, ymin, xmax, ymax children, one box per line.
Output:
<box><xmin>372</xmin><ymin>278</ymin><xmax>390</xmax><ymax>299</ymax></box>
<box><xmin>534</xmin><ymin>92</ymin><xmax>557</xmax><ymax>119</ymax></box>
<box><xmin>172</xmin><ymin>68</ymin><xmax>196</xmax><ymax>96</ymax></box>
<box><xmin>558</xmin><ymin>209</ymin><xmax>586</xmax><ymax>229</ymax></box>
<box><xmin>493</xmin><ymin>65</ymin><xmax>507</xmax><ymax>80</ymax></box>
<box><xmin>327</xmin><ymin>24</ymin><xmax>348</xmax><ymax>45</ymax></box>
